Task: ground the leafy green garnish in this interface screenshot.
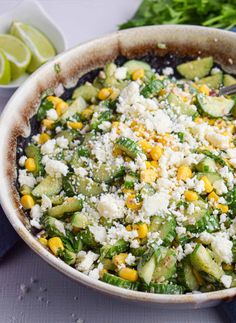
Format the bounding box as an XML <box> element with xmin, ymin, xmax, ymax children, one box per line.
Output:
<box><xmin>119</xmin><ymin>0</ymin><xmax>236</xmax><ymax>30</ymax></box>
<box><xmin>141</xmin><ymin>78</ymin><xmax>163</xmax><ymax>98</ymax></box>
<box><xmin>37</xmin><ymin>98</ymin><xmax>54</xmax><ymax>121</ymax></box>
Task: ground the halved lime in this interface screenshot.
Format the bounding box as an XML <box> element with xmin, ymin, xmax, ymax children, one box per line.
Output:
<box><xmin>10</xmin><ymin>21</ymin><xmax>56</xmax><ymax>73</ymax></box>
<box><xmin>0</xmin><ymin>49</ymin><xmax>11</xmax><ymax>85</ymax></box>
<box><xmin>0</xmin><ymin>34</ymin><xmax>31</xmax><ymax>80</ymax></box>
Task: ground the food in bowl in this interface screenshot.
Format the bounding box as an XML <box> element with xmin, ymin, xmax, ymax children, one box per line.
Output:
<box><xmin>17</xmin><ymin>55</ymin><xmax>236</xmax><ymax>295</ymax></box>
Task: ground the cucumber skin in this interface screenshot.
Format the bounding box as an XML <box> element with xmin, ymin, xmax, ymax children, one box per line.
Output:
<box><xmin>25</xmin><ymin>144</ymin><xmax>44</xmax><ymax>176</ymax></box>
<box><xmin>115</xmin><ymin>137</ymin><xmax>142</xmax><ymax>159</ymax></box>
<box><xmin>177</xmin><ymin>259</ymin><xmax>199</xmax><ymax>291</ymax></box>
<box><xmin>62</xmin><ymin>173</ymin><xmax>76</xmax><ymax>197</ymax></box>
<box><xmin>197</xmin><ymin>94</ymin><xmax>234</xmax><ymax>118</ymax></box>
<box><xmin>159</xmin><ymin>216</ymin><xmax>177</xmax><ymax>247</ymax></box>
<box><xmin>196</xmin><ymin>73</ymin><xmax>223</xmax><ymax>89</ymax></box>
<box><xmin>102</xmin><ymin>272</ymin><xmax>140</xmax><ymax>291</ymax></box>
<box><xmin>141</xmin><ymin>283</ymin><xmax>185</xmax><ymax>294</ymax></box>
<box><xmin>140</xmin><ymin>79</ymin><xmax>163</xmax><ymax>98</ymax></box>
<box><xmin>80</xmin><ymin>227</ymin><xmax>98</xmax><ymax>249</ymax></box>
<box><xmin>100</xmin><ymin>240</ymin><xmax>129</xmax><ymax>259</ymax></box>
<box><xmin>186</xmin><ymin>212</ymin><xmax>219</xmax><ymax>233</ymax></box>
<box><xmin>32</xmin><ymin>176</ymin><xmax>62</xmax><ymax>197</ymax></box>
<box><xmin>48</xmin><ymin>199</ymin><xmax>83</xmax><ymax>218</ymax></box>
<box><xmin>177</xmin><ymin>57</ymin><xmax>213</xmax><ymax>80</ymax></box>
<box><xmin>93</xmin><ymin>164</ymin><xmax>125</xmax><ymax>184</ymax></box>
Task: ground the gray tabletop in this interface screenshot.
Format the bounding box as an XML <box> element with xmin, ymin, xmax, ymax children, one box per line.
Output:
<box><xmin>0</xmin><ymin>1</ymin><xmax>227</xmax><ymax>322</ymax></box>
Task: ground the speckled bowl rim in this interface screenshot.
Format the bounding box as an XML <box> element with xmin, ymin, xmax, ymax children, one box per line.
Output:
<box><xmin>1</xmin><ymin>25</ymin><xmax>236</xmax><ymax>308</ymax></box>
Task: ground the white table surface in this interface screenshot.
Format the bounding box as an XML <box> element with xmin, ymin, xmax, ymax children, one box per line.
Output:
<box><xmin>0</xmin><ymin>1</ymin><xmax>227</xmax><ymax>322</ymax></box>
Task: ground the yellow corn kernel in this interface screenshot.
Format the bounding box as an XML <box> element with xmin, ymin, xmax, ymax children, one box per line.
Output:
<box><xmin>113</xmin><ymin>253</ymin><xmax>128</xmax><ymax>266</ymax></box>
<box><xmin>201</xmin><ymin>176</ymin><xmax>213</xmax><ymax>193</ymax></box>
<box><xmin>39</xmin><ymin>133</ymin><xmax>51</xmax><ymax>144</ymax></box>
<box><xmin>98</xmin><ymin>88</ymin><xmax>112</xmax><ymax>100</ymax></box>
<box><xmin>48</xmin><ymin>237</ymin><xmax>64</xmax><ymax>256</ymax></box>
<box><xmin>56</xmin><ymin>101</ymin><xmax>68</xmax><ymax>116</ymax></box>
<box><xmin>25</xmin><ymin>158</ymin><xmax>36</xmax><ymax>172</ymax></box>
<box><xmin>208</xmin><ymin>191</ymin><xmax>219</xmax><ymax>202</ymax></box>
<box><xmin>217</xmin><ymin>204</ymin><xmax>229</xmax><ymax>213</ymax></box>
<box><xmin>47</xmin><ymin>95</ymin><xmax>63</xmax><ymax>106</ymax></box>
<box><xmin>159</xmin><ymin>89</ymin><xmax>166</xmax><ymax>96</ymax></box>
<box><xmin>206</xmin><ymin>118</ymin><xmax>215</xmax><ymax>126</ymax></box>
<box><xmin>221</xmin><ymin>131</ymin><xmax>230</xmax><ymax>137</ymax></box>
<box><xmin>126</xmin><ymin>194</ymin><xmax>142</xmax><ymax>211</ymax></box>
<box><xmin>67</xmin><ymin>121</ymin><xmax>83</xmax><ymax>130</ymax></box>
<box><xmin>39</xmin><ymin>237</ymin><xmax>48</xmax><ymax>247</ymax></box>
<box><xmin>199</xmin><ymin>84</ymin><xmax>210</xmax><ymax>96</ymax></box>
<box><xmin>194</xmin><ymin>117</ymin><xmax>204</xmax><ymax>124</ymax></box>
<box><xmin>126</xmin><ymin>224</ymin><xmax>132</xmax><ymax>231</ymax></box>
<box><xmin>177</xmin><ymin>165</ymin><xmax>192</xmax><ymax>181</ymax></box>
<box><xmin>132</xmin><ymin>124</ymin><xmax>146</xmax><ymax>137</ymax></box>
<box><xmin>157</xmin><ymin>133</ymin><xmax>172</xmax><ymax>146</ymax></box>
<box><xmin>150</xmin><ymin>145</ymin><xmax>163</xmax><ymax>161</ymax></box>
<box><xmin>125</xmin><ymin>156</ymin><xmax>132</xmax><ymax>162</ymax></box>
<box><xmin>99</xmin><ymin>268</ymin><xmax>108</xmax><ymax>278</ymax></box>
<box><xmin>42</xmin><ymin>119</ymin><xmax>54</xmax><ymax>129</ymax></box>
<box><xmin>131</xmin><ymin>68</ymin><xmax>145</xmax><ymax>81</ymax></box>
<box><xmin>113</xmin><ymin>147</ymin><xmax>122</xmax><ymax>157</ymax></box>
<box><xmin>122</xmin><ymin>188</ymin><xmax>135</xmax><ymax>195</ymax></box>
<box><xmin>112</xmin><ymin>121</ymin><xmax>121</xmax><ymax>134</ymax></box>
<box><xmin>109</xmin><ymin>88</ymin><xmax>120</xmax><ymax>100</ymax></box>
<box><xmin>145</xmin><ymin>161</ymin><xmax>152</xmax><ymax>169</ymax></box>
<box><xmin>184</xmin><ymin>190</ymin><xmax>198</xmax><ymax>202</ymax></box>
<box><xmin>81</xmin><ymin>107</ymin><xmax>94</xmax><ymax>120</ymax></box>
<box><xmin>150</xmin><ymin>160</ymin><xmax>159</xmax><ymax>168</ymax></box>
<box><xmin>118</xmin><ymin>267</ymin><xmax>138</xmax><ymax>282</ymax></box>
<box><xmin>222</xmin><ymin>263</ymin><xmax>234</xmax><ymax>271</ymax></box>
<box><xmin>215</xmin><ymin>119</ymin><xmax>226</xmax><ymax>128</ymax></box>
<box><xmin>138</xmin><ymin>139</ymin><xmax>153</xmax><ymax>154</ymax></box>
<box><xmin>20</xmin><ymin>195</ymin><xmax>35</xmax><ymax>209</ymax></box>
<box><xmin>140</xmin><ymin>169</ymin><xmax>157</xmax><ymax>183</ymax></box>
<box><xmin>134</xmin><ymin>223</ymin><xmax>148</xmax><ymax>239</ymax></box>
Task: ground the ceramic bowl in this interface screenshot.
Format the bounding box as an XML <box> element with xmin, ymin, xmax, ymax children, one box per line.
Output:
<box><xmin>0</xmin><ymin>0</ymin><xmax>67</xmax><ymax>91</ymax></box>
<box><xmin>0</xmin><ymin>25</ymin><xmax>236</xmax><ymax>309</ymax></box>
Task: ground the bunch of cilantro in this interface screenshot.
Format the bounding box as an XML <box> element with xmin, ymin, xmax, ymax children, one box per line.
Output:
<box><xmin>119</xmin><ymin>0</ymin><xmax>236</xmax><ymax>30</ymax></box>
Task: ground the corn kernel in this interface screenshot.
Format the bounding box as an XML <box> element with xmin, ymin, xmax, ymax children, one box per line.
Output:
<box><xmin>157</xmin><ymin>133</ymin><xmax>172</xmax><ymax>145</ymax></box>
<box><xmin>132</xmin><ymin>124</ymin><xmax>146</xmax><ymax>137</ymax></box>
<box><xmin>133</xmin><ymin>223</ymin><xmax>148</xmax><ymax>239</ymax></box>
<box><xmin>222</xmin><ymin>263</ymin><xmax>234</xmax><ymax>271</ymax></box>
<box><xmin>126</xmin><ymin>194</ymin><xmax>142</xmax><ymax>211</ymax></box>
<box><xmin>159</xmin><ymin>89</ymin><xmax>166</xmax><ymax>96</ymax></box>
<box><xmin>67</xmin><ymin>121</ymin><xmax>83</xmax><ymax>130</ymax></box>
<box><xmin>20</xmin><ymin>195</ymin><xmax>35</xmax><ymax>209</ymax></box>
<box><xmin>56</xmin><ymin>101</ymin><xmax>68</xmax><ymax>116</ymax></box>
<box><xmin>81</xmin><ymin>107</ymin><xmax>94</xmax><ymax>120</ymax></box>
<box><xmin>122</xmin><ymin>188</ymin><xmax>135</xmax><ymax>195</ymax></box>
<box><xmin>113</xmin><ymin>253</ymin><xmax>128</xmax><ymax>266</ymax></box>
<box><xmin>48</xmin><ymin>237</ymin><xmax>64</xmax><ymax>256</ymax></box>
<box><xmin>208</xmin><ymin>191</ymin><xmax>219</xmax><ymax>202</ymax></box>
<box><xmin>150</xmin><ymin>160</ymin><xmax>159</xmax><ymax>168</ymax></box>
<box><xmin>177</xmin><ymin>165</ymin><xmax>192</xmax><ymax>181</ymax></box>
<box><xmin>113</xmin><ymin>147</ymin><xmax>122</xmax><ymax>157</ymax></box>
<box><xmin>150</xmin><ymin>145</ymin><xmax>163</xmax><ymax>161</ymax></box>
<box><xmin>112</xmin><ymin>121</ymin><xmax>121</xmax><ymax>134</ymax></box>
<box><xmin>39</xmin><ymin>237</ymin><xmax>48</xmax><ymax>247</ymax></box>
<box><xmin>138</xmin><ymin>139</ymin><xmax>152</xmax><ymax>154</ymax></box>
<box><xmin>109</xmin><ymin>88</ymin><xmax>120</xmax><ymax>100</ymax></box>
<box><xmin>140</xmin><ymin>169</ymin><xmax>157</xmax><ymax>183</ymax></box>
<box><xmin>99</xmin><ymin>268</ymin><xmax>108</xmax><ymax>278</ymax></box>
<box><xmin>124</xmin><ymin>156</ymin><xmax>132</xmax><ymax>162</ymax></box>
<box><xmin>47</xmin><ymin>95</ymin><xmax>63</xmax><ymax>106</ymax></box>
<box><xmin>131</xmin><ymin>68</ymin><xmax>145</xmax><ymax>81</ymax></box>
<box><xmin>126</xmin><ymin>225</ymin><xmax>132</xmax><ymax>231</ymax></box>
<box><xmin>217</xmin><ymin>204</ymin><xmax>229</xmax><ymax>213</ymax></box>
<box><xmin>199</xmin><ymin>84</ymin><xmax>210</xmax><ymax>96</ymax></box>
<box><xmin>194</xmin><ymin>117</ymin><xmax>204</xmax><ymax>124</ymax></box>
<box><xmin>42</xmin><ymin>119</ymin><xmax>54</xmax><ymax>129</ymax></box>
<box><xmin>184</xmin><ymin>190</ymin><xmax>198</xmax><ymax>202</ymax></box>
<box><xmin>25</xmin><ymin>158</ymin><xmax>36</xmax><ymax>172</ymax></box>
<box><xmin>201</xmin><ymin>176</ymin><xmax>213</xmax><ymax>193</ymax></box>
<box><xmin>98</xmin><ymin>88</ymin><xmax>112</xmax><ymax>100</ymax></box>
<box><xmin>39</xmin><ymin>133</ymin><xmax>51</xmax><ymax>144</ymax></box>
<box><xmin>118</xmin><ymin>267</ymin><xmax>138</xmax><ymax>282</ymax></box>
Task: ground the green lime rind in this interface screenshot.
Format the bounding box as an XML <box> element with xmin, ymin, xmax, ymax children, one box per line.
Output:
<box><xmin>0</xmin><ymin>49</ymin><xmax>11</xmax><ymax>85</ymax></box>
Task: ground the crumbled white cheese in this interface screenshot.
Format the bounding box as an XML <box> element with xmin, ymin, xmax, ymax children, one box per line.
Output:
<box><xmin>74</xmin><ymin>167</ymin><xmax>88</xmax><ymax>177</ymax></box>
<box><xmin>41</xmin><ymin>194</ymin><xmax>52</xmax><ymax>211</ymax></box>
<box><xmin>30</xmin><ymin>205</ymin><xmax>43</xmax><ymax>229</ymax></box>
<box><xmin>46</xmin><ymin>109</ymin><xmax>58</xmax><ymax>121</ymax></box>
<box><xmin>142</xmin><ymin>192</ymin><xmax>169</xmax><ymax>216</ymax></box>
<box><xmin>18</xmin><ymin>170</ymin><xmax>36</xmax><ymax>188</ymax></box>
<box><xmin>125</xmin><ymin>253</ymin><xmax>136</xmax><ymax>266</ymax></box>
<box><xmin>45</xmin><ymin>159</ymin><xmax>68</xmax><ymax>177</ymax></box>
<box><xmin>213</xmin><ymin>180</ymin><xmax>228</xmax><ymax>195</ymax></box>
<box><xmin>211</xmin><ymin>234</ymin><xmax>233</xmax><ymax>264</ymax></box>
<box><xmin>19</xmin><ymin>155</ymin><xmax>27</xmax><ymax>167</ymax></box>
<box><xmin>89</xmin><ymin>225</ymin><xmax>106</xmax><ymax>243</ymax></box>
<box><xmin>206</xmin><ymin>132</ymin><xmax>230</xmax><ymax>149</ymax></box>
<box><xmin>56</xmin><ymin>136</ymin><xmax>68</xmax><ymax>149</ymax></box>
<box><xmin>162</xmin><ymin>67</ymin><xmax>174</xmax><ymax>76</ymax></box>
<box><xmin>115</xmin><ymin>67</ymin><xmax>127</xmax><ymax>80</ymax></box>
<box><xmin>97</xmin><ymin>194</ymin><xmax>124</xmax><ymax>219</ymax></box>
<box><xmin>221</xmin><ymin>275</ymin><xmax>232</xmax><ymax>288</ymax></box>
<box><xmin>54</xmin><ymin>219</ymin><xmax>66</xmax><ymax>235</ymax></box>
<box><xmin>150</xmin><ymin>110</ymin><xmax>172</xmax><ymax>134</ymax></box>
<box><xmin>41</xmin><ymin>139</ymin><xmax>56</xmax><ymax>155</ymax></box>
<box><xmin>227</xmin><ymin>148</ymin><xmax>236</xmax><ymax>159</ymax></box>
<box><xmin>76</xmin><ymin>251</ymin><xmax>99</xmax><ymax>272</ymax></box>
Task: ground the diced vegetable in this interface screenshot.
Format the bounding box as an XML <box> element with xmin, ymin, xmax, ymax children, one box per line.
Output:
<box><xmin>115</xmin><ymin>137</ymin><xmax>142</xmax><ymax>159</ymax></box>
<box><xmin>48</xmin><ymin>198</ymin><xmax>83</xmax><ymax>218</ymax></box>
<box><xmin>102</xmin><ymin>272</ymin><xmax>139</xmax><ymax>290</ymax></box>
<box><xmin>177</xmin><ymin>57</ymin><xmax>213</xmax><ymax>80</ymax></box>
<box><xmin>196</xmin><ymin>73</ymin><xmax>223</xmax><ymax>89</ymax></box>
<box><xmin>25</xmin><ymin>144</ymin><xmax>44</xmax><ymax>176</ymax></box>
<box><xmin>32</xmin><ymin>176</ymin><xmax>62</xmax><ymax>197</ymax></box>
<box><xmin>197</xmin><ymin>94</ymin><xmax>234</xmax><ymax>117</ymax></box>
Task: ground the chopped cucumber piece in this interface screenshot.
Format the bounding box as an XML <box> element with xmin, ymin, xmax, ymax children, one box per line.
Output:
<box><xmin>93</xmin><ymin>164</ymin><xmax>125</xmax><ymax>184</ymax></box>
<box><xmin>178</xmin><ymin>258</ymin><xmax>199</xmax><ymax>291</ymax></box>
<box><xmin>48</xmin><ymin>198</ymin><xmax>83</xmax><ymax>218</ymax></box>
<box><xmin>72</xmin><ymin>84</ymin><xmax>98</xmax><ymax>101</ymax></box>
<box><xmin>140</xmin><ymin>79</ymin><xmax>163</xmax><ymax>98</ymax></box>
<box><xmin>42</xmin><ymin>216</ymin><xmax>66</xmax><ymax>237</ymax></box>
<box><xmin>123</xmin><ymin>60</ymin><xmax>151</xmax><ymax>74</ymax></box>
<box><xmin>100</xmin><ymin>240</ymin><xmax>128</xmax><ymax>259</ymax></box>
<box><xmin>61</xmin><ymin>96</ymin><xmax>86</xmax><ymax>121</ymax></box>
<box><xmin>80</xmin><ymin>227</ymin><xmax>98</xmax><ymax>249</ymax></box>
<box><xmin>196</xmin><ymin>157</ymin><xmax>216</xmax><ymax>173</ymax></box>
<box><xmin>62</xmin><ymin>249</ymin><xmax>76</xmax><ymax>265</ymax></box>
<box><xmin>224</xmin><ymin>74</ymin><xmax>236</xmax><ymax>86</ymax></box>
<box><xmin>177</xmin><ymin>57</ymin><xmax>213</xmax><ymax>80</ymax></box>
<box><xmin>140</xmin><ymin>183</ymin><xmax>155</xmax><ymax>197</ymax></box>
<box><xmin>138</xmin><ymin>247</ymin><xmax>158</xmax><ymax>284</ymax></box>
<box><xmin>20</xmin><ymin>184</ymin><xmax>32</xmax><ymax>196</ymax></box>
<box><xmin>198</xmin><ymin>149</ymin><xmax>229</xmax><ymax>168</ymax></box>
<box><xmin>167</xmin><ymin>92</ymin><xmax>196</xmax><ymax>116</ymax></box>
<box><xmin>102</xmin><ymin>272</ymin><xmax>139</xmax><ymax>290</ymax></box>
<box><xmin>144</xmin><ymin>283</ymin><xmax>185</xmax><ymax>295</ymax></box>
<box><xmin>62</xmin><ymin>173</ymin><xmax>76</xmax><ymax>197</ymax></box>
<box><xmin>197</xmin><ymin>94</ymin><xmax>234</xmax><ymax>117</ymax></box>
<box><xmin>115</xmin><ymin>137</ymin><xmax>142</xmax><ymax>159</ymax></box>
<box><xmin>71</xmin><ymin>212</ymin><xmax>88</xmax><ymax>229</ymax></box>
<box><xmin>197</xmin><ymin>172</ymin><xmax>222</xmax><ymax>184</ymax></box>
<box><xmin>77</xmin><ymin>176</ymin><xmax>105</xmax><ymax>197</ymax></box>
<box><xmin>152</xmin><ymin>247</ymin><xmax>177</xmax><ymax>283</ymax></box>
<box><xmin>32</xmin><ymin>176</ymin><xmax>62</xmax><ymax>197</ymax></box>
<box><xmin>25</xmin><ymin>144</ymin><xmax>43</xmax><ymax>176</ymax></box>
<box><xmin>55</xmin><ymin>130</ymin><xmax>76</xmax><ymax>143</ymax></box>
<box><xmin>149</xmin><ymin>216</ymin><xmax>162</xmax><ymax>232</ymax></box>
<box><xmin>196</xmin><ymin>73</ymin><xmax>223</xmax><ymax>89</ymax></box>
<box><xmin>159</xmin><ymin>215</ymin><xmax>176</xmax><ymax>246</ymax></box>
<box><xmin>190</xmin><ymin>244</ymin><xmax>224</xmax><ymax>282</ymax></box>
<box><xmin>90</xmin><ymin>109</ymin><xmax>112</xmax><ymax>130</ymax></box>
<box><xmin>123</xmin><ymin>172</ymin><xmax>139</xmax><ymax>189</ymax></box>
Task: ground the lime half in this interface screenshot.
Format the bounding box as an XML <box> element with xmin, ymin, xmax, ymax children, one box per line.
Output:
<box><xmin>0</xmin><ymin>34</ymin><xmax>31</xmax><ymax>80</ymax></box>
<box><xmin>10</xmin><ymin>21</ymin><xmax>56</xmax><ymax>73</ymax></box>
<box><xmin>0</xmin><ymin>49</ymin><xmax>11</xmax><ymax>85</ymax></box>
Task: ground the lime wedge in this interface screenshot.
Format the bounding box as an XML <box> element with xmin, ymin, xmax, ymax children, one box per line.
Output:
<box><xmin>0</xmin><ymin>34</ymin><xmax>31</xmax><ymax>80</ymax></box>
<box><xmin>10</xmin><ymin>21</ymin><xmax>56</xmax><ymax>73</ymax></box>
<box><xmin>0</xmin><ymin>49</ymin><xmax>11</xmax><ymax>85</ymax></box>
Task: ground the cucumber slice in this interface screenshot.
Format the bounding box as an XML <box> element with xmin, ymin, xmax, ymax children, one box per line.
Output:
<box><xmin>177</xmin><ymin>57</ymin><xmax>213</xmax><ymax>80</ymax></box>
<box><xmin>62</xmin><ymin>249</ymin><xmax>76</xmax><ymax>265</ymax></box>
<box><xmin>138</xmin><ymin>247</ymin><xmax>158</xmax><ymax>284</ymax></box>
<box><xmin>178</xmin><ymin>258</ymin><xmax>199</xmax><ymax>291</ymax></box>
<box><xmin>42</xmin><ymin>216</ymin><xmax>66</xmax><ymax>237</ymax></box>
<box><xmin>198</xmin><ymin>149</ymin><xmax>229</xmax><ymax>168</ymax></box>
<box><xmin>77</xmin><ymin>176</ymin><xmax>105</xmax><ymax>197</ymax></box>
<box><xmin>102</xmin><ymin>272</ymin><xmax>139</xmax><ymax>290</ymax></box>
<box><xmin>90</xmin><ymin>109</ymin><xmax>112</xmax><ymax>130</ymax></box>
<box><xmin>149</xmin><ymin>216</ymin><xmax>162</xmax><ymax>232</ymax></box>
<box><xmin>48</xmin><ymin>198</ymin><xmax>83</xmax><ymax>218</ymax></box>
<box><xmin>144</xmin><ymin>283</ymin><xmax>185</xmax><ymax>295</ymax></box>
<box><xmin>140</xmin><ymin>183</ymin><xmax>155</xmax><ymax>197</ymax></box>
<box><xmin>115</xmin><ymin>137</ymin><xmax>142</xmax><ymax>159</ymax></box>
<box><xmin>152</xmin><ymin>247</ymin><xmax>177</xmax><ymax>283</ymax></box>
<box><xmin>80</xmin><ymin>227</ymin><xmax>98</xmax><ymax>249</ymax></box>
<box><xmin>92</xmin><ymin>164</ymin><xmax>125</xmax><ymax>184</ymax></box>
<box><xmin>224</xmin><ymin>74</ymin><xmax>236</xmax><ymax>86</ymax></box>
<box><xmin>196</xmin><ymin>157</ymin><xmax>216</xmax><ymax>173</ymax></box>
<box><xmin>167</xmin><ymin>92</ymin><xmax>196</xmax><ymax>116</ymax></box>
<box><xmin>140</xmin><ymin>79</ymin><xmax>163</xmax><ymax>98</ymax></box>
<box><xmin>55</xmin><ymin>130</ymin><xmax>76</xmax><ymax>143</ymax></box>
<box><xmin>61</xmin><ymin>96</ymin><xmax>86</xmax><ymax>121</ymax></box>
<box><xmin>197</xmin><ymin>94</ymin><xmax>234</xmax><ymax>117</ymax></box>
<box><xmin>197</xmin><ymin>172</ymin><xmax>222</xmax><ymax>184</ymax></box>
<box><xmin>32</xmin><ymin>176</ymin><xmax>62</xmax><ymax>197</ymax></box>
<box><xmin>73</xmin><ymin>84</ymin><xmax>98</xmax><ymax>101</ymax></box>
<box><xmin>62</xmin><ymin>173</ymin><xmax>76</xmax><ymax>197</ymax></box>
<box><xmin>123</xmin><ymin>172</ymin><xmax>139</xmax><ymax>189</ymax></box>
<box><xmin>25</xmin><ymin>144</ymin><xmax>44</xmax><ymax>176</ymax></box>
<box><xmin>100</xmin><ymin>240</ymin><xmax>128</xmax><ymax>259</ymax></box>
<box><xmin>190</xmin><ymin>244</ymin><xmax>224</xmax><ymax>282</ymax></box>
<box><xmin>196</xmin><ymin>73</ymin><xmax>223</xmax><ymax>89</ymax></box>
<box><xmin>71</xmin><ymin>212</ymin><xmax>88</xmax><ymax>229</ymax></box>
<box><xmin>123</xmin><ymin>60</ymin><xmax>151</xmax><ymax>74</ymax></box>
<box><xmin>158</xmin><ymin>216</ymin><xmax>176</xmax><ymax>246</ymax></box>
